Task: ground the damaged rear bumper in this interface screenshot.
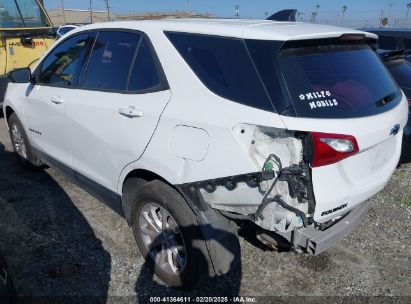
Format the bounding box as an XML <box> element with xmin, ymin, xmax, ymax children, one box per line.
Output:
<box><xmin>279</xmin><ymin>201</ymin><xmax>370</xmax><ymax>255</ymax></box>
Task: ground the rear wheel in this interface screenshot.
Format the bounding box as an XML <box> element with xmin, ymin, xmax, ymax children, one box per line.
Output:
<box><xmin>131</xmin><ymin>180</ymin><xmax>208</xmax><ymax>289</ymax></box>
<box><xmin>8</xmin><ymin>113</ymin><xmax>41</xmax><ymax>168</ymax></box>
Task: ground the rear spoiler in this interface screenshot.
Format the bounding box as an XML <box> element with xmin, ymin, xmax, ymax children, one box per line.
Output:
<box><xmin>266</xmin><ymin>9</ymin><xmax>297</xmax><ymax>22</ymax></box>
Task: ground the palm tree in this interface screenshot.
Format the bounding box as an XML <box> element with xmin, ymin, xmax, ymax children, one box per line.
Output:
<box><xmin>405</xmin><ymin>2</ymin><xmax>411</xmax><ymax>28</ymax></box>
<box><xmin>340</xmin><ymin>5</ymin><xmax>348</xmax><ymax>26</ymax></box>
<box><xmin>313</xmin><ymin>4</ymin><xmax>320</xmax><ymax>23</ymax></box>
<box><xmin>311</xmin><ymin>12</ymin><xmax>318</xmax><ymax>23</ymax></box>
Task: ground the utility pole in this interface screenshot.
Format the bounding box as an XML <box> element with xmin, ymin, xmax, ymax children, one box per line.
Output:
<box><xmin>60</xmin><ymin>0</ymin><xmax>66</xmax><ymax>24</ymax></box>
<box><xmin>104</xmin><ymin>0</ymin><xmax>111</xmax><ymax>22</ymax></box>
<box><xmin>89</xmin><ymin>0</ymin><xmax>93</xmax><ymax>23</ymax></box>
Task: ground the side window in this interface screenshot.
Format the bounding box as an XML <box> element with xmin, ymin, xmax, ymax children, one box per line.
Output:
<box><xmin>39</xmin><ymin>33</ymin><xmax>95</xmax><ymax>87</ymax></box>
<box><xmin>83</xmin><ymin>31</ymin><xmax>141</xmax><ymax>91</ymax></box>
<box><xmin>403</xmin><ymin>38</ymin><xmax>411</xmax><ymax>50</ymax></box>
<box><xmin>128</xmin><ymin>37</ymin><xmax>161</xmax><ymax>92</ymax></box>
<box><xmin>165</xmin><ymin>32</ymin><xmax>273</xmax><ymax>112</ymax></box>
<box><xmin>377</xmin><ymin>35</ymin><xmax>397</xmax><ymax>50</ymax></box>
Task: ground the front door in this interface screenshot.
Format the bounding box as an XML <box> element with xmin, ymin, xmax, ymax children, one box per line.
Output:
<box><xmin>65</xmin><ymin>31</ymin><xmax>171</xmax><ymax>192</ymax></box>
<box><xmin>24</xmin><ymin>31</ymin><xmax>96</xmax><ymax>167</ymax></box>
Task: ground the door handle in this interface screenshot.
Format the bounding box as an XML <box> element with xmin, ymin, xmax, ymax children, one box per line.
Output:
<box><xmin>119</xmin><ymin>106</ymin><xmax>144</xmax><ymax>118</ymax></box>
<box><xmin>51</xmin><ymin>96</ymin><xmax>64</xmax><ymax>104</ymax></box>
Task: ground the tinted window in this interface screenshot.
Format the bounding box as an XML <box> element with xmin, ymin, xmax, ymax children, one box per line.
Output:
<box><xmin>84</xmin><ymin>31</ymin><xmax>141</xmax><ymax>91</ymax></box>
<box><xmin>128</xmin><ymin>37</ymin><xmax>161</xmax><ymax>92</ymax></box>
<box><xmin>378</xmin><ymin>35</ymin><xmax>397</xmax><ymax>50</ymax></box>
<box><xmin>387</xmin><ymin>60</ymin><xmax>411</xmax><ymax>91</ymax></box>
<box><xmin>39</xmin><ymin>33</ymin><xmax>95</xmax><ymax>87</ymax></box>
<box><xmin>277</xmin><ymin>43</ymin><xmax>400</xmax><ymax>118</ymax></box>
<box><xmin>403</xmin><ymin>38</ymin><xmax>411</xmax><ymax>49</ymax></box>
<box><xmin>166</xmin><ymin>32</ymin><xmax>273</xmax><ymax>112</ymax></box>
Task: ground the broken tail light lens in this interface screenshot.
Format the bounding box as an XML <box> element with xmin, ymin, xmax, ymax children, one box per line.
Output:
<box><xmin>310</xmin><ymin>132</ymin><xmax>359</xmax><ymax>167</ymax></box>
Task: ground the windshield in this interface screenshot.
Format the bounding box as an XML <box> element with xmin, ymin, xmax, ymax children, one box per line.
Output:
<box><xmin>0</xmin><ymin>0</ymin><xmax>51</xmax><ymax>29</ymax></box>
<box><xmin>247</xmin><ymin>40</ymin><xmax>401</xmax><ymax>119</ymax></box>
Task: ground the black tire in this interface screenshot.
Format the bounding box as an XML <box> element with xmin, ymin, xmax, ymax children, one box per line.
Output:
<box><xmin>8</xmin><ymin>113</ymin><xmax>42</xmax><ymax>168</ymax></box>
<box><xmin>131</xmin><ymin>180</ymin><xmax>209</xmax><ymax>289</ymax></box>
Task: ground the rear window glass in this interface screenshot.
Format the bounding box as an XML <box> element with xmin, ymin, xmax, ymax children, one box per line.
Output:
<box><xmin>166</xmin><ymin>32</ymin><xmax>274</xmax><ymax>112</ymax></box>
<box><xmin>278</xmin><ymin>44</ymin><xmax>400</xmax><ymax>118</ymax></box>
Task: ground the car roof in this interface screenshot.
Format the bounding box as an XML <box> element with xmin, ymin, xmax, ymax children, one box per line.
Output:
<box><xmin>71</xmin><ymin>19</ymin><xmax>377</xmax><ymax>41</ymax></box>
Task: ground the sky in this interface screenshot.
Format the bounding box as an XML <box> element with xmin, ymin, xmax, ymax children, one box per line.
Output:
<box><xmin>42</xmin><ymin>0</ymin><xmax>411</xmax><ymax>28</ymax></box>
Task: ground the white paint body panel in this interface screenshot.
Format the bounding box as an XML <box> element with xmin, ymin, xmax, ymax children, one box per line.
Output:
<box><xmin>2</xmin><ymin>19</ymin><xmax>405</xmax><ymax>229</ymax></box>
<box><xmin>21</xmin><ymin>85</ymin><xmax>72</xmax><ymax>167</ymax></box>
<box><xmin>169</xmin><ymin>125</ymin><xmax>210</xmax><ymax>161</ymax></box>
<box><xmin>65</xmin><ymin>89</ymin><xmax>171</xmax><ymax>192</ymax></box>
<box><xmin>281</xmin><ymin>96</ymin><xmax>408</xmax><ymax>222</ymax></box>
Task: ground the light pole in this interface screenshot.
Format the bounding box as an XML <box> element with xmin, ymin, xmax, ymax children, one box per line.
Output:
<box><xmin>89</xmin><ymin>0</ymin><xmax>93</xmax><ymax>23</ymax></box>
<box><xmin>60</xmin><ymin>0</ymin><xmax>66</xmax><ymax>24</ymax></box>
<box><xmin>104</xmin><ymin>0</ymin><xmax>111</xmax><ymax>22</ymax></box>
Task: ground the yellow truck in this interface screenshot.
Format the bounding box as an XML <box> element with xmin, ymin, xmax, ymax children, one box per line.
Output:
<box><xmin>1</xmin><ymin>0</ymin><xmax>56</xmax><ymax>106</ymax></box>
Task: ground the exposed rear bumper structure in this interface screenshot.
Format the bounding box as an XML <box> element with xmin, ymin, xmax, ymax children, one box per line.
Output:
<box><xmin>279</xmin><ymin>201</ymin><xmax>370</xmax><ymax>255</ymax></box>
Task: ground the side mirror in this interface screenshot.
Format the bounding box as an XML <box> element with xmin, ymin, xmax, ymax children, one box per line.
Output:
<box><xmin>8</xmin><ymin>68</ymin><xmax>32</xmax><ymax>84</ymax></box>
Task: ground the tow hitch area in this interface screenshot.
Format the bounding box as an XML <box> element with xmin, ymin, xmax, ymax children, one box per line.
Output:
<box><xmin>277</xmin><ymin>201</ymin><xmax>370</xmax><ymax>255</ymax></box>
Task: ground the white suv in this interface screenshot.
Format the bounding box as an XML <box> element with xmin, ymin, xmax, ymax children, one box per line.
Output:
<box><xmin>2</xmin><ymin>19</ymin><xmax>409</xmax><ymax>288</ymax></box>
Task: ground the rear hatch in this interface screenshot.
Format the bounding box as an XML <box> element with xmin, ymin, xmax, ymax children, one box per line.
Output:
<box><xmin>247</xmin><ymin>37</ymin><xmax>409</xmax><ymax>223</ymax></box>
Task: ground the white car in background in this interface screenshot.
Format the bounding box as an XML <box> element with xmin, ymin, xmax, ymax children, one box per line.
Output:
<box><xmin>56</xmin><ymin>24</ymin><xmax>79</xmax><ymax>38</ymax></box>
<box><xmin>2</xmin><ymin>19</ymin><xmax>409</xmax><ymax>288</ymax></box>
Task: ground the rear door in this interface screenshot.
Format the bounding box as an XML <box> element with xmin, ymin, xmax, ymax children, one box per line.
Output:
<box><xmin>66</xmin><ymin>30</ymin><xmax>171</xmax><ymax>193</ymax></box>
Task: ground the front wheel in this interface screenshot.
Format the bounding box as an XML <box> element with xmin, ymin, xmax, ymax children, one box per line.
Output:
<box><xmin>131</xmin><ymin>180</ymin><xmax>209</xmax><ymax>289</ymax></box>
<box><xmin>8</xmin><ymin>113</ymin><xmax>42</xmax><ymax>168</ymax></box>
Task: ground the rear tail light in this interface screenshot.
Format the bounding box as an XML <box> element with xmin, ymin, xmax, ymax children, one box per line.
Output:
<box><xmin>310</xmin><ymin>132</ymin><xmax>359</xmax><ymax>167</ymax></box>
<box><xmin>408</xmin><ymin>99</ymin><xmax>411</xmax><ymax>106</ymax></box>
